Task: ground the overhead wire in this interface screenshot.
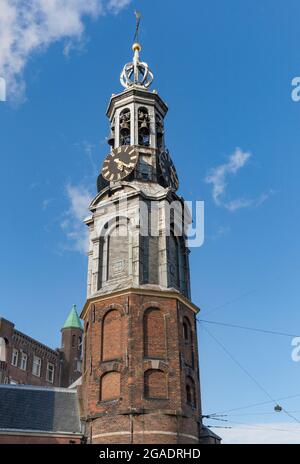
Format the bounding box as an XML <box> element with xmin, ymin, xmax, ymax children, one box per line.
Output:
<box><xmin>201</xmin><ymin>289</ymin><xmax>256</xmax><ymax>317</ymax></box>
<box><xmin>210</xmin><ymin>420</ymin><xmax>300</xmax><ymax>435</ymax></box>
<box><xmin>199</xmin><ymin>323</ymin><xmax>300</xmax><ymax>425</ymax></box>
<box><xmin>206</xmin><ymin>393</ymin><xmax>300</xmax><ymax>416</ymax></box>
<box><xmin>199</xmin><ymin>318</ymin><xmax>300</xmax><ymax>338</ymax></box>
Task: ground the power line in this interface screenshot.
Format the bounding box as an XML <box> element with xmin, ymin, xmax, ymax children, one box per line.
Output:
<box><xmin>198</xmin><ymin>318</ymin><xmax>300</xmax><ymax>338</ymax></box>
<box><xmin>200</xmin><ymin>324</ymin><xmax>300</xmax><ymax>425</ymax></box>
<box><xmin>207</xmin><ymin>393</ymin><xmax>300</xmax><ymax>416</ymax></box>
<box><xmin>207</xmin><ymin>425</ymin><xmax>232</xmax><ymax>429</ymax></box>
<box><xmin>200</xmin><ymin>324</ymin><xmax>276</xmax><ymax>402</ymax></box>
<box><xmin>228</xmin><ymin>411</ymin><xmax>300</xmax><ymax>417</ymax></box>
<box><xmin>201</xmin><ymin>289</ymin><xmax>256</xmax><ymax>317</ymax></box>
<box><xmin>210</xmin><ymin>420</ymin><xmax>300</xmax><ymax>436</ymax></box>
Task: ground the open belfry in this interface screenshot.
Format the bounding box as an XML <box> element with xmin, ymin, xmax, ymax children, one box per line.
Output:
<box><xmin>79</xmin><ymin>15</ymin><xmax>220</xmax><ymax>445</ymax></box>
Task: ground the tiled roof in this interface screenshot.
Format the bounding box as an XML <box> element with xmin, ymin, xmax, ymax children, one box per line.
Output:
<box><xmin>0</xmin><ymin>385</ymin><xmax>81</xmax><ymax>434</ymax></box>
<box><xmin>62</xmin><ymin>305</ymin><xmax>83</xmax><ymax>330</ymax></box>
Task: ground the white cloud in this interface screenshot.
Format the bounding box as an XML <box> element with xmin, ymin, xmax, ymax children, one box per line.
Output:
<box><xmin>107</xmin><ymin>0</ymin><xmax>131</xmax><ymax>13</ymax></box>
<box><xmin>213</xmin><ymin>423</ymin><xmax>300</xmax><ymax>444</ymax></box>
<box><xmin>256</xmin><ymin>189</ymin><xmax>275</xmax><ymax>207</ymax></box>
<box><xmin>81</xmin><ymin>140</ymin><xmax>98</xmax><ymax>175</ymax></box>
<box><xmin>224</xmin><ymin>197</ymin><xmax>253</xmax><ymax>212</ymax></box>
<box><xmin>61</xmin><ymin>183</ymin><xmax>93</xmax><ymax>253</ymax></box>
<box><xmin>0</xmin><ymin>0</ymin><xmax>131</xmax><ymax>100</ymax></box>
<box><xmin>205</xmin><ymin>148</ymin><xmax>273</xmax><ymax>212</ymax></box>
<box><xmin>212</xmin><ymin>225</ymin><xmax>231</xmax><ymax>239</ymax></box>
<box><xmin>205</xmin><ymin>148</ymin><xmax>251</xmax><ymax>209</ymax></box>
<box><xmin>42</xmin><ymin>198</ymin><xmax>53</xmax><ymax>210</ymax></box>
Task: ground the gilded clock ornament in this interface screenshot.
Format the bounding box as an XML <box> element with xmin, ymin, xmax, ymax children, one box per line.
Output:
<box><xmin>102</xmin><ymin>146</ymin><xmax>139</xmax><ymax>182</ymax></box>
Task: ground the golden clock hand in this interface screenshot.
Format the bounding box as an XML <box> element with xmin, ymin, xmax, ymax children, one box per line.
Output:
<box><xmin>114</xmin><ymin>158</ymin><xmax>125</xmax><ymax>170</ymax></box>
<box><xmin>114</xmin><ymin>158</ymin><xmax>131</xmax><ymax>169</ymax></box>
<box><xmin>121</xmin><ymin>161</ymin><xmax>131</xmax><ymax>168</ymax></box>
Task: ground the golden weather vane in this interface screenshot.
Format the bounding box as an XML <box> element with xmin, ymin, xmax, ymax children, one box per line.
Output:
<box><xmin>133</xmin><ymin>10</ymin><xmax>142</xmax><ymax>45</ymax></box>
<box><xmin>120</xmin><ymin>10</ymin><xmax>153</xmax><ymax>89</ymax></box>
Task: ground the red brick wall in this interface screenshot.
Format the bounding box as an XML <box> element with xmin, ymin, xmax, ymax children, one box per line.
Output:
<box><xmin>80</xmin><ymin>291</ymin><xmax>202</xmax><ymax>444</ymax></box>
<box><xmin>144</xmin><ymin>369</ymin><xmax>167</xmax><ymax>398</ymax></box>
<box><xmin>102</xmin><ymin>310</ymin><xmax>122</xmax><ymax>361</ymax></box>
<box><xmin>143</xmin><ymin>308</ymin><xmax>166</xmax><ymax>359</ymax></box>
<box><xmin>100</xmin><ymin>371</ymin><xmax>121</xmax><ymax>401</ymax></box>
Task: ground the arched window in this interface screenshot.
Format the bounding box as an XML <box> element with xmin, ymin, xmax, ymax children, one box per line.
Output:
<box><xmin>98</xmin><ymin>219</ymin><xmax>131</xmax><ymax>289</ymax></box>
<box><xmin>144</xmin><ymin>369</ymin><xmax>167</xmax><ymax>399</ymax></box>
<box><xmin>186</xmin><ymin>376</ymin><xmax>196</xmax><ymax>408</ymax></box>
<box><xmin>100</xmin><ymin>371</ymin><xmax>121</xmax><ymax>401</ymax></box>
<box><xmin>183</xmin><ymin>317</ymin><xmax>194</xmax><ymax>368</ymax></box>
<box><xmin>138</xmin><ymin>107</ymin><xmax>150</xmax><ymax>147</ymax></box>
<box><xmin>102</xmin><ymin>310</ymin><xmax>122</xmax><ymax>361</ymax></box>
<box><xmin>119</xmin><ymin>108</ymin><xmax>131</xmax><ymax>146</ymax></box>
<box><xmin>156</xmin><ymin>114</ymin><xmax>164</xmax><ymax>151</ymax></box>
<box><xmin>183</xmin><ymin>320</ymin><xmax>189</xmax><ymax>343</ymax></box>
<box><xmin>108</xmin><ymin>223</ymin><xmax>129</xmax><ymax>280</ymax></box>
<box><xmin>186</xmin><ymin>384</ymin><xmax>192</xmax><ymax>404</ymax></box>
<box><xmin>0</xmin><ymin>338</ymin><xmax>7</xmax><ymax>362</ymax></box>
<box><xmin>168</xmin><ymin>232</ymin><xmax>180</xmax><ymax>288</ymax></box>
<box><xmin>83</xmin><ymin>322</ymin><xmax>89</xmax><ymax>371</ymax></box>
<box><xmin>144</xmin><ymin>308</ymin><xmax>166</xmax><ymax>359</ymax></box>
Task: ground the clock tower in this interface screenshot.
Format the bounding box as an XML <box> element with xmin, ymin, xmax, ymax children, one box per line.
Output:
<box><xmin>79</xmin><ymin>31</ymin><xmax>220</xmax><ymax>445</ymax></box>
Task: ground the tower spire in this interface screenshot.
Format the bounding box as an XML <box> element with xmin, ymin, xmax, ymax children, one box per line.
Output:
<box><xmin>133</xmin><ymin>10</ymin><xmax>141</xmax><ymax>44</ymax></box>
<box><xmin>120</xmin><ymin>11</ymin><xmax>154</xmax><ymax>90</ymax></box>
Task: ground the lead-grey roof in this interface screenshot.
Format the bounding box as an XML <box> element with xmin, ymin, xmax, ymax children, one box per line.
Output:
<box><xmin>0</xmin><ymin>385</ymin><xmax>81</xmax><ymax>434</ymax></box>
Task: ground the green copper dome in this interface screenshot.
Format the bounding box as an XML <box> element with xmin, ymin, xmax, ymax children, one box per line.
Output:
<box><xmin>62</xmin><ymin>304</ymin><xmax>83</xmax><ymax>330</ymax></box>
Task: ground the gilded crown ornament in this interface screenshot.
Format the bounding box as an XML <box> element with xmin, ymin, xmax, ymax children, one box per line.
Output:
<box><xmin>120</xmin><ymin>12</ymin><xmax>154</xmax><ymax>89</ymax></box>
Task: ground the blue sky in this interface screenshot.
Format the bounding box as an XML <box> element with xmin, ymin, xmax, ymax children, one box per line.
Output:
<box><xmin>1</xmin><ymin>0</ymin><xmax>300</xmax><ymax>443</ymax></box>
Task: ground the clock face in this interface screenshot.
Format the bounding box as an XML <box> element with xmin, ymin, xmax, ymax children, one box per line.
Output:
<box><xmin>102</xmin><ymin>146</ymin><xmax>139</xmax><ymax>182</ymax></box>
<box><xmin>159</xmin><ymin>150</ymin><xmax>179</xmax><ymax>191</ymax></box>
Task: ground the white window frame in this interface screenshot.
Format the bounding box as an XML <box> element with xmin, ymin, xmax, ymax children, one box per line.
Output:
<box><xmin>32</xmin><ymin>355</ymin><xmax>41</xmax><ymax>377</ymax></box>
<box><xmin>11</xmin><ymin>348</ymin><xmax>18</xmax><ymax>367</ymax></box>
<box><xmin>20</xmin><ymin>352</ymin><xmax>28</xmax><ymax>371</ymax></box>
<box><xmin>75</xmin><ymin>358</ymin><xmax>82</xmax><ymax>373</ymax></box>
<box><xmin>46</xmin><ymin>362</ymin><xmax>55</xmax><ymax>383</ymax></box>
<box><xmin>0</xmin><ymin>337</ymin><xmax>7</xmax><ymax>362</ymax></box>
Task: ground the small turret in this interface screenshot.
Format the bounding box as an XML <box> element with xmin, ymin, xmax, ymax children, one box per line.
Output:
<box><xmin>62</xmin><ymin>304</ymin><xmax>83</xmax><ymax>331</ymax></box>
<box><xmin>60</xmin><ymin>305</ymin><xmax>83</xmax><ymax>387</ymax></box>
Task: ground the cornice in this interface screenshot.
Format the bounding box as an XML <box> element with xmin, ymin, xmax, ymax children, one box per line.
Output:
<box><xmin>80</xmin><ymin>287</ymin><xmax>200</xmax><ymax>320</ymax></box>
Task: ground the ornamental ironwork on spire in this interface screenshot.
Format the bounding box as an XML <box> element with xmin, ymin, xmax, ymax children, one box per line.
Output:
<box><xmin>120</xmin><ymin>11</ymin><xmax>154</xmax><ymax>90</ymax></box>
<box><xmin>120</xmin><ymin>43</ymin><xmax>154</xmax><ymax>90</ymax></box>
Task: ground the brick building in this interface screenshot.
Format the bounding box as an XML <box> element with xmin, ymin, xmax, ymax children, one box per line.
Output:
<box><xmin>0</xmin><ymin>305</ymin><xmax>83</xmax><ymax>388</ymax></box>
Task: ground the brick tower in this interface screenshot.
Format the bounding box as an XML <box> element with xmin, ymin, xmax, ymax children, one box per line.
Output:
<box><xmin>79</xmin><ymin>26</ymin><xmax>220</xmax><ymax>444</ymax></box>
<box><xmin>60</xmin><ymin>305</ymin><xmax>83</xmax><ymax>387</ymax></box>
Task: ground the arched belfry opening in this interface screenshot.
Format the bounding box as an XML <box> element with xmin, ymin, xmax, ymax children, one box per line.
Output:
<box><xmin>119</xmin><ymin>108</ymin><xmax>131</xmax><ymax>146</ymax></box>
<box><xmin>98</xmin><ymin>217</ymin><xmax>132</xmax><ymax>290</ymax></box>
<box><xmin>138</xmin><ymin>107</ymin><xmax>150</xmax><ymax>147</ymax></box>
